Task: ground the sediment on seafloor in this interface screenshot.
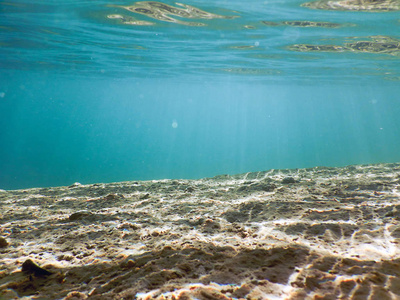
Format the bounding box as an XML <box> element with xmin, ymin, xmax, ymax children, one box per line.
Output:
<box><xmin>1</xmin><ymin>163</ymin><xmax>400</xmax><ymax>299</ymax></box>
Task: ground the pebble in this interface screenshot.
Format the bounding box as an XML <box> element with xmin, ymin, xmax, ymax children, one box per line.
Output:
<box><xmin>0</xmin><ymin>289</ymin><xmax>19</xmax><ymax>300</ymax></box>
<box><xmin>282</xmin><ymin>177</ymin><xmax>297</xmax><ymax>184</ymax></box>
<box><xmin>22</xmin><ymin>259</ymin><xmax>52</xmax><ymax>276</ymax></box>
<box><xmin>69</xmin><ymin>211</ymin><xmax>94</xmax><ymax>221</ymax></box>
<box><xmin>0</xmin><ymin>237</ymin><xmax>9</xmax><ymax>248</ymax></box>
<box><xmin>64</xmin><ymin>291</ymin><xmax>88</xmax><ymax>299</ymax></box>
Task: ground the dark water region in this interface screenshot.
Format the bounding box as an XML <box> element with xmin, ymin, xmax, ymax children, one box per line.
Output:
<box><xmin>0</xmin><ymin>0</ymin><xmax>400</xmax><ymax>189</ymax></box>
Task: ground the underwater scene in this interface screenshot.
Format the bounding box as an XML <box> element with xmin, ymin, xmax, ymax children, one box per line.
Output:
<box><xmin>1</xmin><ymin>0</ymin><xmax>400</xmax><ymax>299</ymax></box>
<box><xmin>1</xmin><ymin>0</ymin><xmax>400</xmax><ymax>189</ymax></box>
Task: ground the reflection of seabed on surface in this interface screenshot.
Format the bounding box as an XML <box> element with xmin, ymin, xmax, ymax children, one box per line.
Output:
<box><xmin>107</xmin><ymin>1</ymin><xmax>238</xmax><ymax>27</ymax></box>
<box><xmin>302</xmin><ymin>0</ymin><xmax>400</xmax><ymax>11</ymax></box>
<box><xmin>1</xmin><ymin>163</ymin><xmax>400</xmax><ymax>298</ymax></box>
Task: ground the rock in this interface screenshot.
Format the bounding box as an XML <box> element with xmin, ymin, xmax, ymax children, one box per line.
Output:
<box><xmin>139</xmin><ymin>193</ymin><xmax>150</xmax><ymax>199</ymax></box>
<box><xmin>22</xmin><ymin>259</ymin><xmax>52</xmax><ymax>276</ymax></box>
<box><xmin>237</xmin><ymin>182</ymin><xmax>276</xmax><ymax>193</ymax></box>
<box><xmin>0</xmin><ymin>289</ymin><xmax>19</xmax><ymax>300</ymax></box>
<box><xmin>223</xmin><ymin>210</ymin><xmax>249</xmax><ymax>223</ymax></box>
<box><xmin>104</xmin><ymin>193</ymin><xmax>123</xmax><ymax>201</ymax></box>
<box><xmin>69</xmin><ymin>211</ymin><xmax>94</xmax><ymax>221</ymax></box>
<box><xmin>64</xmin><ymin>291</ymin><xmax>88</xmax><ymax>299</ymax></box>
<box><xmin>0</xmin><ymin>237</ymin><xmax>9</xmax><ymax>248</ymax></box>
<box><xmin>282</xmin><ymin>177</ymin><xmax>297</xmax><ymax>184</ymax></box>
<box><xmin>201</xmin><ymin>219</ymin><xmax>221</xmax><ymax>233</ymax></box>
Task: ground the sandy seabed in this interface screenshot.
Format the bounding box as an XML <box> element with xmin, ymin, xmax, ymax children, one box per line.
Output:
<box><xmin>1</xmin><ymin>163</ymin><xmax>400</xmax><ymax>300</ymax></box>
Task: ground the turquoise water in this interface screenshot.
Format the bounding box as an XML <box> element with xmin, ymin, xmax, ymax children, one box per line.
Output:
<box><xmin>1</xmin><ymin>0</ymin><xmax>400</xmax><ymax>189</ymax></box>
